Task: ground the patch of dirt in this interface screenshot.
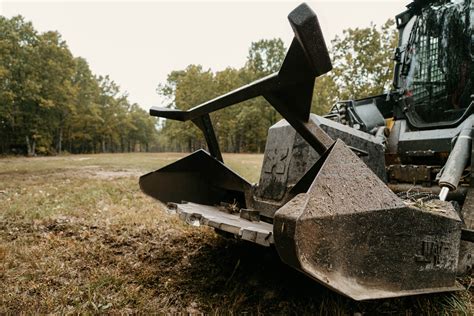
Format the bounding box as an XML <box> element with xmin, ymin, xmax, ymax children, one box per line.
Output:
<box><xmin>88</xmin><ymin>170</ymin><xmax>142</xmax><ymax>179</ymax></box>
<box><xmin>69</xmin><ymin>166</ymin><xmax>141</xmax><ymax>179</ymax></box>
<box><xmin>69</xmin><ymin>157</ymin><xmax>91</xmax><ymax>161</ymax></box>
<box><xmin>63</xmin><ymin>166</ymin><xmax>142</xmax><ymax>180</ymax></box>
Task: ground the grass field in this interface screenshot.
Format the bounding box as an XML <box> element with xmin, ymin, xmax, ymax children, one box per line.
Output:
<box><xmin>0</xmin><ymin>153</ymin><xmax>472</xmax><ymax>314</ymax></box>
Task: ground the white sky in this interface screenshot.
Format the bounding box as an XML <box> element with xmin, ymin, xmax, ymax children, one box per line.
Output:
<box><xmin>1</xmin><ymin>0</ymin><xmax>409</xmax><ymax>109</ymax></box>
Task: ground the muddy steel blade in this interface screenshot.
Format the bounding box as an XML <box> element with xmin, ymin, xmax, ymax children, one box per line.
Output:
<box><xmin>274</xmin><ymin>140</ymin><xmax>463</xmax><ymax>300</ymax></box>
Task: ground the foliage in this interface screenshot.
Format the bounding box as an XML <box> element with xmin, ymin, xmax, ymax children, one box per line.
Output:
<box><xmin>331</xmin><ymin>19</ymin><xmax>398</xmax><ymax>100</ymax></box>
<box><xmin>0</xmin><ymin>15</ymin><xmax>398</xmax><ymax>155</ymax></box>
<box><xmin>156</xmin><ymin>20</ymin><xmax>398</xmax><ymax>153</ymax></box>
<box><xmin>0</xmin><ymin>16</ymin><xmax>158</xmax><ymax>155</ymax></box>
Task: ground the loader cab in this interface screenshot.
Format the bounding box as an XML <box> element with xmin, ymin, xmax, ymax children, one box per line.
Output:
<box><xmin>394</xmin><ymin>0</ymin><xmax>473</xmax><ymax>129</ymax></box>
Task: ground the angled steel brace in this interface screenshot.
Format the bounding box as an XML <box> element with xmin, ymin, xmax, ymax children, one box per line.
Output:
<box><xmin>149</xmin><ymin>3</ymin><xmax>333</xmax><ymax>157</ymax></box>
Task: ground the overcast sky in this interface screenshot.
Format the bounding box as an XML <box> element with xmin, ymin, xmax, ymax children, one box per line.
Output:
<box><xmin>1</xmin><ymin>0</ymin><xmax>409</xmax><ymax>109</ymax></box>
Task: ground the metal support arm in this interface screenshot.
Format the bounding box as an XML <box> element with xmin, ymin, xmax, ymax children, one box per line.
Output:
<box><xmin>149</xmin><ymin>3</ymin><xmax>333</xmax><ymax>157</ymax></box>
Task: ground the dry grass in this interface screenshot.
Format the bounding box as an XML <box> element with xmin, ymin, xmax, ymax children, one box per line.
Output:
<box><xmin>0</xmin><ymin>153</ymin><xmax>472</xmax><ymax>314</ymax></box>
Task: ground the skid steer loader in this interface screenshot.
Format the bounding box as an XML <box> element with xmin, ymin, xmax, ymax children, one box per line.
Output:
<box><xmin>140</xmin><ymin>0</ymin><xmax>473</xmax><ymax>300</ymax></box>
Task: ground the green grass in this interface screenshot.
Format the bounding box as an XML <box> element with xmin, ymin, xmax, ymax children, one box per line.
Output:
<box><xmin>0</xmin><ymin>152</ymin><xmax>263</xmax><ymax>183</ymax></box>
<box><xmin>0</xmin><ymin>152</ymin><xmax>472</xmax><ymax>314</ymax></box>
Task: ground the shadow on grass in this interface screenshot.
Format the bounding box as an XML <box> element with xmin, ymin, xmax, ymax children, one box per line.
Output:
<box><xmin>138</xmin><ymin>231</ymin><xmax>472</xmax><ymax>315</ymax></box>
<box><xmin>1</xmin><ymin>219</ymin><xmax>470</xmax><ymax>314</ymax></box>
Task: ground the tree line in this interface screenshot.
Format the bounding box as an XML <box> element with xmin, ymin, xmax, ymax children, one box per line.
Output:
<box><xmin>0</xmin><ymin>15</ymin><xmax>397</xmax><ymax>156</ymax></box>
<box><xmin>157</xmin><ymin>20</ymin><xmax>397</xmax><ymax>153</ymax></box>
<box><xmin>0</xmin><ymin>16</ymin><xmax>158</xmax><ymax>155</ymax></box>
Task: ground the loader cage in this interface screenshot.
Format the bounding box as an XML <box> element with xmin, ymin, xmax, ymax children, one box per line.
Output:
<box><xmin>398</xmin><ymin>0</ymin><xmax>473</xmax><ymax>127</ymax></box>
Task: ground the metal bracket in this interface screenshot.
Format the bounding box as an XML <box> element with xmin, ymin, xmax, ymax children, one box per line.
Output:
<box><xmin>191</xmin><ymin>114</ymin><xmax>223</xmax><ymax>162</ymax></box>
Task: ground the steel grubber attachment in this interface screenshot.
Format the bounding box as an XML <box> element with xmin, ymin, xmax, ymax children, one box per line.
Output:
<box><xmin>140</xmin><ymin>2</ymin><xmax>471</xmax><ymax>301</ymax></box>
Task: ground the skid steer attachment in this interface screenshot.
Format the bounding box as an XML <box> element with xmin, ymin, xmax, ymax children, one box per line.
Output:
<box><xmin>140</xmin><ymin>3</ymin><xmax>468</xmax><ymax>300</ymax></box>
